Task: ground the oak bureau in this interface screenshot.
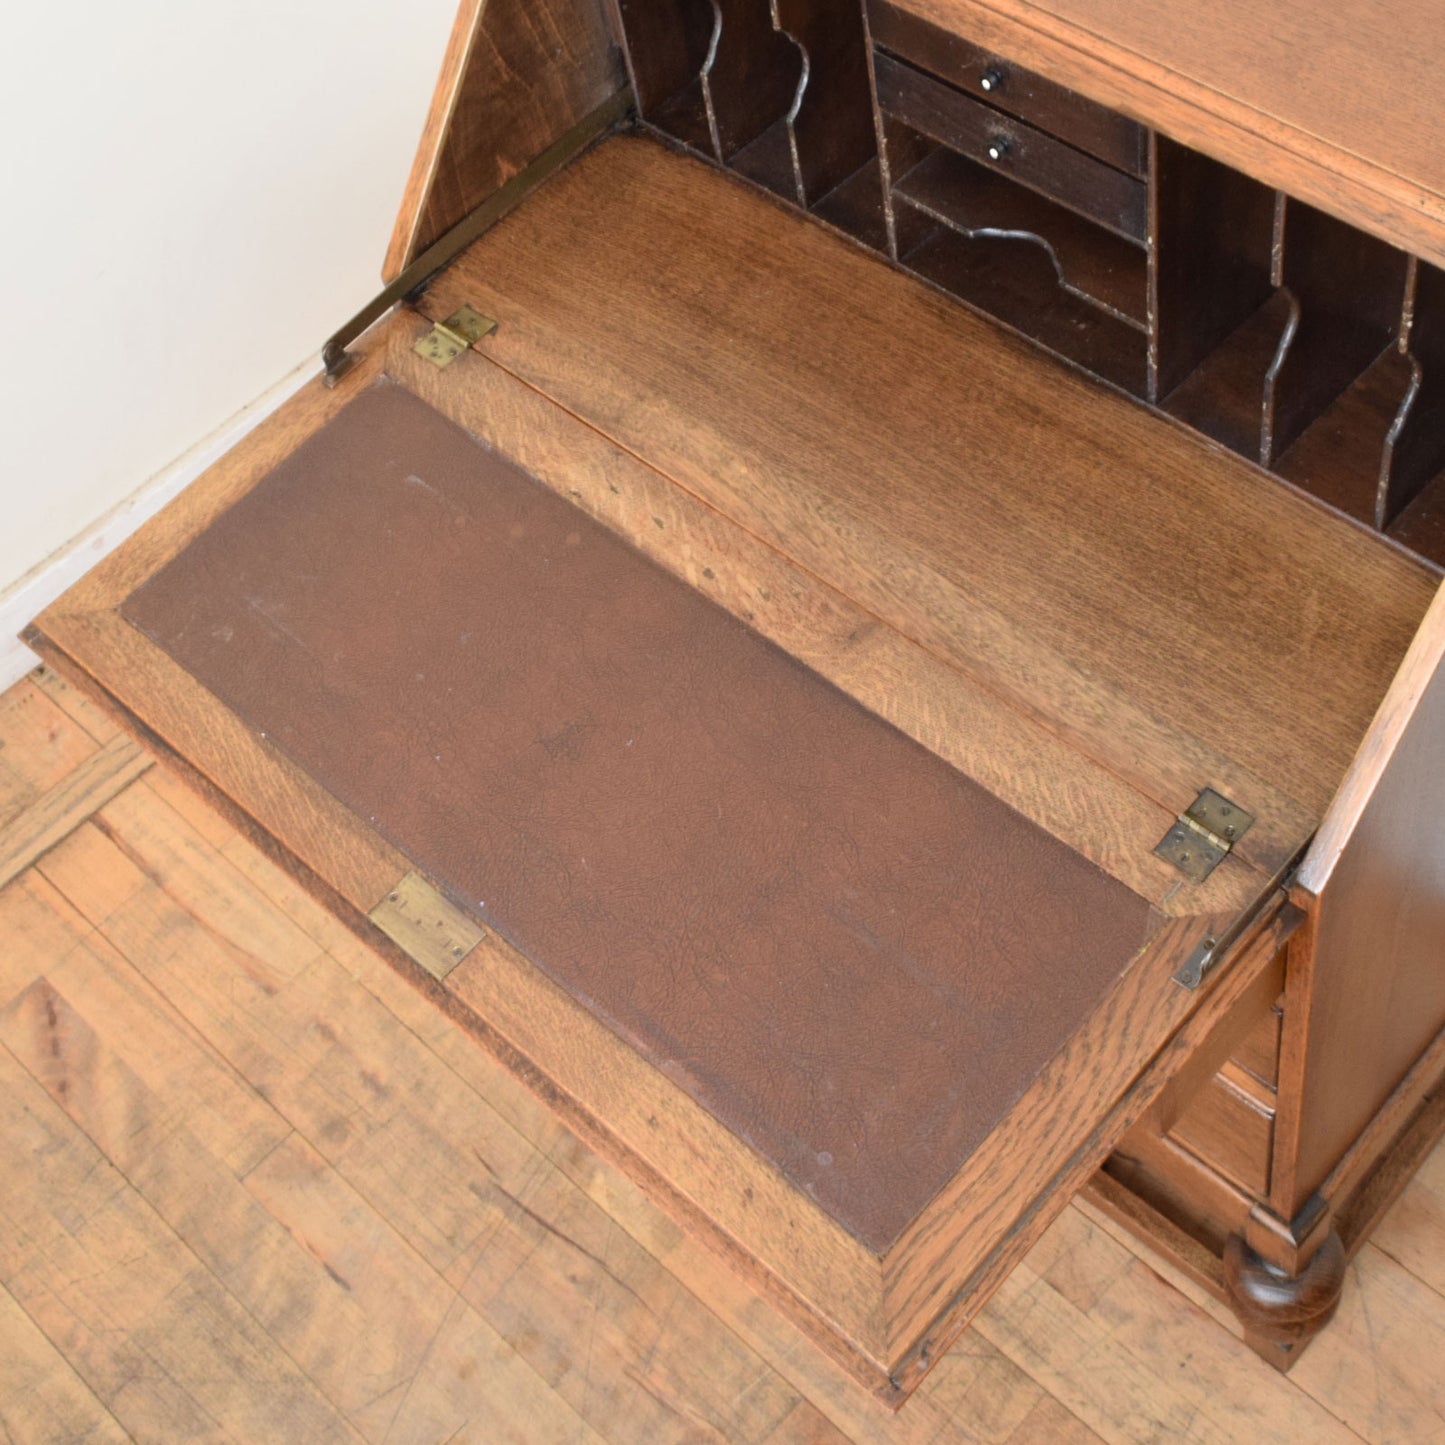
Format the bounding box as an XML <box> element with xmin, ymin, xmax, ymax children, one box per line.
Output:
<box><xmin>29</xmin><ymin>0</ymin><xmax>1445</xmax><ymax>1405</ymax></box>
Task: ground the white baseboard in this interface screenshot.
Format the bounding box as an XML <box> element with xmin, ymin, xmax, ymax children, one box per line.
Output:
<box><xmin>0</xmin><ymin>354</ymin><xmax>318</xmax><ymax>694</ymax></box>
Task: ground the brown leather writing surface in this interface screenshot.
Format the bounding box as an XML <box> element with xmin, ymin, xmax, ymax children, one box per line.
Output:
<box><xmin>124</xmin><ymin>380</ymin><xmax>1156</xmax><ymax>1247</ymax></box>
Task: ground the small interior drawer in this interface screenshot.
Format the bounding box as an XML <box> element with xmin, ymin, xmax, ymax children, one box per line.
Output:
<box><xmin>1148</xmin><ymin>945</ymin><xmax>1283</xmax><ymax>1200</ymax></box>
<box><xmin>1168</xmin><ymin>1064</ymin><xmax>1275</xmax><ymax>1197</ymax></box>
<box><xmin>873</xmin><ymin>51</ymin><xmax>1147</xmax><ymax>240</ymax></box>
<box><xmin>868</xmin><ymin>0</ymin><xmax>1148</xmax><ymax>177</ymax></box>
<box><xmin>1231</xmin><ymin>993</ymin><xmax>1284</xmax><ymax>1089</ymax></box>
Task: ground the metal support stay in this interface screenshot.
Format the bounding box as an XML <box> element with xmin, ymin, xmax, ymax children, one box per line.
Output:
<box><xmin>322</xmin><ymin>87</ymin><xmax>634</xmax><ymax>386</ymax></box>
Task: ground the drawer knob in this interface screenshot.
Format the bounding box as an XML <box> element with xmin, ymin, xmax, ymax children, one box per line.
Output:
<box><xmin>986</xmin><ymin>135</ymin><xmax>1010</xmax><ymax>162</ymax></box>
<box><xmin>979</xmin><ymin>66</ymin><xmax>1006</xmax><ymax>93</ymax></box>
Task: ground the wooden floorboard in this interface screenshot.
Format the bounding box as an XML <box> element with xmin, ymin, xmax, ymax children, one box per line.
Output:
<box><xmin>1</xmin><ymin>668</ymin><xmax>1442</xmax><ymax>1444</ymax></box>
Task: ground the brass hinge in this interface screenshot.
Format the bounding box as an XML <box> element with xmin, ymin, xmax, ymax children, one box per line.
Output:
<box><xmin>368</xmin><ymin>871</ymin><xmax>486</xmax><ymax>981</ymax></box>
<box><xmin>414</xmin><ymin>304</ymin><xmax>497</xmax><ymax>370</ymax></box>
<box><xmin>1154</xmin><ymin>787</ymin><xmax>1255</xmax><ymax>883</ymax></box>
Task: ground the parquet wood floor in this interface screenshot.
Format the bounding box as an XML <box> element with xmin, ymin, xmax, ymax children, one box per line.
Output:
<box><xmin>1</xmin><ymin>670</ymin><xmax>1441</xmax><ymax>1443</ymax></box>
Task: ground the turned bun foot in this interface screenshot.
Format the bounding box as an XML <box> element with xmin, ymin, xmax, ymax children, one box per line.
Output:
<box><xmin>1223</xmin><ymin>1228</ymin><xmax>1346</xmax><ymax>1370</ymax></box>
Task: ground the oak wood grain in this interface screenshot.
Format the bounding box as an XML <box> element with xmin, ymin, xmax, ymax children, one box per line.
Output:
<box><xmin>192</xmin><ymin>737</ymin><xmax>1119</xmax><ymax>1445</ymax></box>
<box><xmin>445</xmin><ymin>925</ymin><xmax>889</xmax><ymax>1365</ymax></box>
<box><xmin>422</xmin><ymin>135</ymin><xmax>1435</xmax><ymax>869</ymax></box>
<box><xmin>1103</xmin><ymin>1122</ymin><xmax>1256</xmax><ymax>1256</ymax></box>
<box><xmin>30</xmin><ymin>331</ymin><xmax>413</xmax><ymax>917</ymax></box>
<box><xmin>1169</xmin><ymin>1064</ymin><xmax>1275</xmax><ymax>1197</ymax></box>
<box><xmin>1232</xmin><ymin>994</ymin><xmax>1283</xmax><ymax>1091</ymax></box>
<box><xmin>387</xmin><ymin>327</ymin><xmax>1250</xmax><ymax>916</ymax></box>
<box><xmin>1149</xmin><ymin>945</ymin><xmax>1283</xmax><ymax>1137</ymax></box>
<box><xmin>1299</xmin><ymin>578</ymin><xmax>1445</xmax><ymax>894</ymax></box>
<box><xmin>1319</xmin><ymin>1024</ymin><xmax>1445</xmax><ymax>1247</ymax></box>
<box><xmin>383</xmin><ymin>0</ymin><xmax>623</xmax><ymax>280</ymax></box>
<box><xmin>31</xmin><ymin>319</ymin><xmax>1263</xmax><ymax>1396</ymax></box>
<box><xmin>32</xmin><ymin>646</ymin><xmax>1273</xmax><ymax>1402</ymax></box>
<box><xmin>384</xmin><ymin>0</ymin><xmax>482</xmax><ymax>279</ymax></box>
<box><xmin>21</xmin><ymin>90</ymin><xmax>1445</xmax><ymax>1405</ymax></box>
<box><xmin>868</xmin><ymin>0</ymin><xmax>1147</xmax><ymax>177</ymax></box>
<box><xmin>873</xmin><ymin>52</ymin><xmax>1147</xmax><ymax>242</ymax></box>
<box><xmin>26</xmin><ymin>311</ymin><xmax>1300</xmax><ymax>1399</ymax></box>
<box><xmin>30</xmin><ymin>614</ymin><xmax>407</xmax><ymax>917</ymax></box>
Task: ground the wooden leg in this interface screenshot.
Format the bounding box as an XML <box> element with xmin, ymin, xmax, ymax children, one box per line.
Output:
<box><xmin>1222</xmin><ymin>1227</ymin><xmax>1346</xmax><ymax>1370</ymax></box>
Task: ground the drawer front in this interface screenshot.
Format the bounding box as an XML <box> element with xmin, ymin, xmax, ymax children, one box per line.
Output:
<box><xmin>1232</xmin><ymin>994</ymin><xmax>1283</xmax><ymax>1089</ymax></box>
<box><xmin>1147</xmin><ymin>939</ymin><xmax>1283</xmax><ymax>1202</ymax></box>
<box><xmin>874</xmin><ymin>52</ymin><xmax>1148</xmax><ymax>241</ymax></box>
<box><xmin>868</xmin><ymin>1</ymin><xmax>1148</xmax><ymax>177</ymax></box>
<box><xmin>1168</xmin><ymin>1064</ymin><xmax>1275</xmax><ymax>1197</ymax></box>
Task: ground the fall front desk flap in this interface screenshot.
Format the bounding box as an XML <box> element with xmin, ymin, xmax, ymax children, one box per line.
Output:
<box><xmin>123</xmin><ymin>379</ymin><xmax>1157</xmax><ymax>1252</ymax></box>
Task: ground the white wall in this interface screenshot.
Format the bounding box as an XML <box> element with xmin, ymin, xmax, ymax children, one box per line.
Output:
<box><xmin>0</xmin><ymin>1</ymin><xmax>459</xmax><ymax>682</ymax></box>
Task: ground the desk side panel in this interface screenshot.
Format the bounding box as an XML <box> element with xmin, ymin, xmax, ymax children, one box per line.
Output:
<box><xmin>1280</xmin><ymin>582</ymin><xmax>1445</xmax><ymax>1213</ymax></box>
<box><xmin>383</xmin><ymin>0</ymin><xmax>624</xmax><ymax>280</ymax></box>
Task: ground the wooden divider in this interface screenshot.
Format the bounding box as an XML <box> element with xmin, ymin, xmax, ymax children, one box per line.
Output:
<box><xmin>774</xmin><ymin>0</ymin><xmax>878</xmax><ymax>207</ymax></box>
<box><xmin>610</xmin><ymin>0</ymin><xmax>1444</xmax><ymax>562</ymax></box>
<box><xmin>1262</xmin><ymin>200</ymin><xmax>1409</xmax><ymax>467</ymax></box>
<box><xmin>615</xmin><ymin>0</ymin><xmax>717</xmax><ymax>152</ymax></box>
<box><xmin>1382</xmin><ymin>262</ymin><xmax>1445</xmax><ymax>526</ymax></box>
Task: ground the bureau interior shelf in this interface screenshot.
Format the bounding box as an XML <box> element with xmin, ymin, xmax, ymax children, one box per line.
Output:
<box><xmin>417</xmin><ymin>133</ymin><xmax>1435</xmax><ymax>860</ymax></box>
<box><xmin>613</xmin><ymin>0</ymin><xmax>1445</xmax><ymax>568</ymax></box>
